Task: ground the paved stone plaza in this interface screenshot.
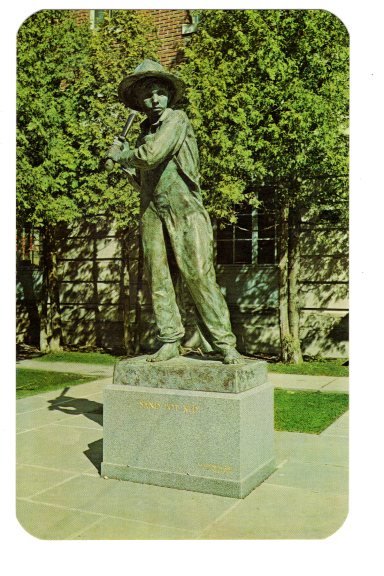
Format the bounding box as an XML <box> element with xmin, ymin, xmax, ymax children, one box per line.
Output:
<box><xmin>16</xmin><ymin>361</ymin><xmax>348</xmax><ymax>540</ymax></box>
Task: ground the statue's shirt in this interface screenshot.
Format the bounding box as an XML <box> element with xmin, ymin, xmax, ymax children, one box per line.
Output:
<box><xmin>129</xmin><ymin>108</ymin><xmax>206</xmax><ymax>217</ymax></box>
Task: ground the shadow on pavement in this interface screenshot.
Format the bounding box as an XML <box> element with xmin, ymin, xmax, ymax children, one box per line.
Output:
<box><xmin>47</xmin><ymin>386</ymin><xmax>103</xmax><ymax>427</ymax></box>
<box><xmin>84</xmin><ymin>439</ymin><xmax>103</xmax><ymax>474</ymax></box>
<box><xmin>48</xmin><ymin>387</ymin><xmax>104</xmax><ymax>473</ymax></box>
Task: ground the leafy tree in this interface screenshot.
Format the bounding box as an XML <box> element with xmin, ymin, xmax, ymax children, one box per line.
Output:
<box><xmin>17</xmin><ymin>9</ymin><xmax>158</xmax><ymax>351</ymax></box>
<box><xmin>177</xmin><ymin>9</ymin><xmax>349</xmax><ymax>362</ymax></box>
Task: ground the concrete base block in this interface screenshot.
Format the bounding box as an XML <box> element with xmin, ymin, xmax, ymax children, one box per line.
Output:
<box><xmin>102</xmin><ymin>358</ymin><xmax>275</xmax><ymax>498</ymax></box>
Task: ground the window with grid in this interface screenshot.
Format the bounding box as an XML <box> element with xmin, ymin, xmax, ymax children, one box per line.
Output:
<box><xmin>216</xmin><ymin>189</ymin><xmax>277</xmax><ymax>266</ymax></box>
<box><xmin>216</xmin><ymin>208</ymin><xmax>253</xmax><ymax>265</ymax></box>
<box><xmin>257</xmin><ymin>188</ymin><xmax>277</xmax><ymax>265</ymax></box>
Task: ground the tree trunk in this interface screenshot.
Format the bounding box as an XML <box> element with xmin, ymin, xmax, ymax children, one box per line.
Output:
<box><xmin>39</xmin><ymin>260</ymin><xmax>49</xmax><ymax>353</ymax></box>
<box><xmin>277</xmin><ymin>203</ymin><xmax>292</xmax><ymax>362</ymax></box>
<box><xmin>277</xmin><ymin>201</ymin><xmax>304</xmax><ymax>363</ymax></box>
<box><xmin>288</xmin><ymin>208</ymin><xmax>303</xmax><ymax>364</ymax></box>
<box><xmin>91</xmin><ymin>224</ymin><xmax>102</xmax><ymax>349</ymax></box>
<box><xmin>40</xmin><ymin>223</ymin><xmax>63</xmax><ymax>352</ymax></box>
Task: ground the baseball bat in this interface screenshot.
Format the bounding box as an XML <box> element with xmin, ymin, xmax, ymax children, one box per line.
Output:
<box><xmin>105</xmin><ymin>111</ymin><xmax>138</xmax><ymax>172</ymax></box>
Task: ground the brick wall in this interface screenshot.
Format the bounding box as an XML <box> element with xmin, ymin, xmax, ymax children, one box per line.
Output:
<box><xmin>146</xmin><ymin>9</ymin><xmax>191</xmax><ymax>68</ymax></box>
<box><xmin>74</xmin><ymin>10</ymin><xmax>89</xmax><ymax>25</ymax></box>
<box><xmin>75</xmin><ymin>9</ymin><xmax>191</xmax><ymax>68</ymax></box>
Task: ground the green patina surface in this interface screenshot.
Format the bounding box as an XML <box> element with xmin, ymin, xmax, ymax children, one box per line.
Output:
<box><xmin>107</xmin><ymin>60</ymin><xmax>241</xmax><ymax>364</ymax></box>
<box><xmin>113</xmin><ymin>355</ymin><xmax>267</xmax><ymax>393</ymax></box>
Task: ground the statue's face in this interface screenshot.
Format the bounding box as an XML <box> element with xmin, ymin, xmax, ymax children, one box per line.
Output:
<box><xmin>139</xmin><ymin>80</ymin><xmax>170</xmax><ymax>119</ymax></box>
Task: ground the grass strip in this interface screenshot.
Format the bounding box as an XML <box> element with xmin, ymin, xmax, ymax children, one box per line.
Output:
<box><xmin>274</xmin><ymin>389</ymin><xmax>349</xmax><ymax>434</ymax></box>
<box><xmin>16</xmin><ymin>368</ymin><xmax>97</xmax><ymax>399</ymax></box>
<box><xmin>269</xmin><ymin>359</ymin><xmax>348</xmax><ymax>377</ymax></box>
<box><xmin>35</xmin><ymin>351</ymin><xmax>118</xmax><ymax>365</ymax></box>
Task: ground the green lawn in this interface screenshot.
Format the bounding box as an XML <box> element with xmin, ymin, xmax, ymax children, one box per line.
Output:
<box><xmin>274</xmin><ymin>389</ymin><xmax>349</xmax><ymax>434</ymax></box>
<box><xmin>16</xmin><ymin>368</ymin><xmax>97</xmax><ymax>399</ymax></box>
<box><xmin>36</xmin><ymin>351</ymin><xmax>119</xmax><ymax>365</ymax></box>
<box><xmin>268</xmin><ymin>358</ymin><xmax>348</xmax><ymax>377</ymax></box>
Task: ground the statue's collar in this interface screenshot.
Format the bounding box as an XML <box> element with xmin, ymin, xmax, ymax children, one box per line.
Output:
<box><xmin>141</xmin><ymin>108</ymin><xmax>172</xmax><ymax>130</ymax></box>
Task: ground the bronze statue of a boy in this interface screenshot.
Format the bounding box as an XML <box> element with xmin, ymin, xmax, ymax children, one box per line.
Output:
<box><xmin>108</xmin><ymin>59</ymin><xmax>242</xmax><ymax>364</ymax></box>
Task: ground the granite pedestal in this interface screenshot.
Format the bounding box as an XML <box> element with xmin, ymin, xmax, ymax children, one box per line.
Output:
<box><xmin>101</xmin><ymin>356</ymin><xmax>275</xmax><ymax>498</ymax></box>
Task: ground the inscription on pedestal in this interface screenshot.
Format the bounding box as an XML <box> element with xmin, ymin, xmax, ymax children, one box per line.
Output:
<box><xmin>138</xmin><ymin>400</ymin><xmax>200</xmax><ymax>414</ymax></box>
<box><xmin>199</xmin><ymin>463</ymin><xmax>234</xmax><ymax>474</ymax></box>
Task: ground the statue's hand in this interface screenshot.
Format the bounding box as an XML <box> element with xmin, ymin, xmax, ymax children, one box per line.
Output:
<box><xmin>106</xmin><ymin>139</ymin><xmax>123</xmax><ymax>162</ymax></box>
<box><xmin>107</xmin><ymin>138</ymin><xmax>131</xmax><ymax>163</ymax></box>
<box><xmin>119</xmin><ymin>140</ymin><xmax>133</xmax><ymax>164</ymax></box>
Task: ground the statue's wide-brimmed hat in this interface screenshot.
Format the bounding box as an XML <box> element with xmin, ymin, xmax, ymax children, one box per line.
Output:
<box><xmin>118</xmin><ymin>59</ymin><xmax>185</xmax><ymax>111</ymax></box>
